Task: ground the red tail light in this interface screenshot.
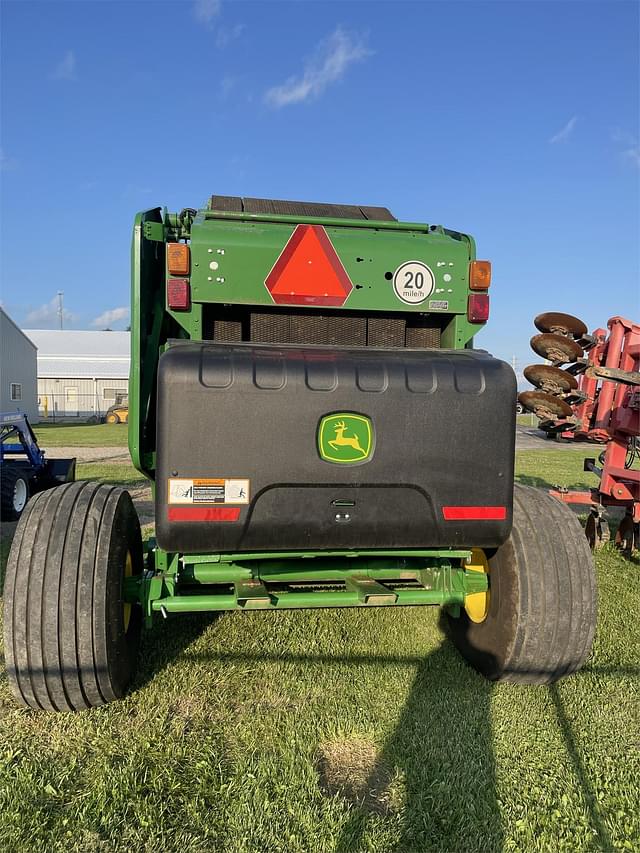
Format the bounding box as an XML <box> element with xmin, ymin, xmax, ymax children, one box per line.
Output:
<box><xmin>167</xmin><ymin>278</ymin><xmax>191</xmax><ymax>311</ymax></box>
<box><xmin>468</xmin><ymin>293</ymin><xmax>489</xmax><ymax>323</ymax></box>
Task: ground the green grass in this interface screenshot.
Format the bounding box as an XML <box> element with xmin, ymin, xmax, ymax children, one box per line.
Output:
<box><xmin>515</xmin><ymin>448</ymin><xmax>598</xmax><ymax>492</ymax></box>
<box><xmin>516</xmin><ymin>413</ymin><xmax>538</xmax><ymax>427</ymax></box>
<box><xmin>75</xmin><ymin>462</ymin><xmax>146</xmax><ymax>486</ymax></box>
<box><xmin>33</xmin><ymin>423</ymin><xmax>129</xmax><ymax>447</ymax></box>
<box><xmin>0</xmin><ymin>454</ymin><xmax>638</xmax><ymax>852</ymax></box>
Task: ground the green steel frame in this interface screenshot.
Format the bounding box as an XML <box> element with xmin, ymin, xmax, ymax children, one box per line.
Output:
<box><xmin>123</xmin><ymin>546</ymin><xmax>487</xmax><ymax>625</ymax></box>
<box><xmin>129</xmin><ymin>203</ymin><xmax>489</xmax><ymax>621</ymax></box>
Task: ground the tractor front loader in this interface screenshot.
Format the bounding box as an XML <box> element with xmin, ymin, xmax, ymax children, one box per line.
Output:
<box><xmin>4</xmin><ymin>197</ymin><xmax>597</xmax><ymax>711</ymax></box>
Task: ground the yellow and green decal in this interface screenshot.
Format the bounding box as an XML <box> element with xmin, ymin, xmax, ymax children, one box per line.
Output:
<box><xmin>318</xmin><ymin>413</ymin><xmax>374</xmax><ymax>464</ymax></box>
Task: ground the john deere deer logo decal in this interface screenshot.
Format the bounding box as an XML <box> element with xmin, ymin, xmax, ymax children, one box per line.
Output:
<box><xmin>318</xmin><ymin>413</ymin><xmax>374</xmax><ymax>464</ymax></box>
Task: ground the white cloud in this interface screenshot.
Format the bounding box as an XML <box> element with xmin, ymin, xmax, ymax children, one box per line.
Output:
<box><xmin>612</xmin><ymin>129</ymin><xmax>640</xmax><ymax>168</ymax></box>
<box><xmin>624</xmin><ymin>145</ymin><xmax>640</xmax><ymax>167</ymax></box>
<box><xmin>26</xmin><ymin>296</ymin><xmax>77</xmax><ymax>328</ymax></box>
<box><xmin>52</xmin><ymin>50</ymin><xmax>76</xmax><ymax>81</ymax></box>
<box><xmin>194</xmin><ymin>0</ymin><xmax>221</xmax><ymax>26</ymax></box>
<box><xmin>218</xmin><ymin>73</ymin><xmax>239</xmax><ymax>100</ymax></box>
<box><xmin>264</xmin><ymin>27</ymin><xmax>371</xmax><ymax>108</ymax></box>
<box><xmin>92</xmin><ymin>307</ymin><xmax>130</xmax><ymax>328</ymax></box>
<box><xmin>216</xmin><ymin>22</ymin><xmax>245</xmax><ymax>48</ymax></box>
<box><xmin>549</xmin><ymin>116</ymin><xmax>578</xmax><ymax>144</ymax></box>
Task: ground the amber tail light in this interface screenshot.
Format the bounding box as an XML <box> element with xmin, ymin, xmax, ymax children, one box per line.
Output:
<box><xmin>167</xmin><ymin>243</ymin><xmax>190</xmax><ymax>276</ymax></box>
<box><xmin>470</xmin><ymin>260</ymin><xmax>491</xmax><ymax>290</ymax></box>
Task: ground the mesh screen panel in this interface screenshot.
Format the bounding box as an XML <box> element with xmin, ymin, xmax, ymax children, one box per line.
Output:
<box><xmin>203</xmin><ymin>307</ymin><xmax>441</xmax><ymax>349</ymax></box>
<box><xmin>367</xmin><ymin>317</ymin><xmax>406</xmax><ymax>347</ymax></box>
<box><xmin>405</xmin><ymin>324</ymin><xmax>441</xmax><ymax>348</ymax></box>
<box><xmin>212</xmin><ymin>319</ymin><xmax>243</xmax><ymax>342</ymax></box>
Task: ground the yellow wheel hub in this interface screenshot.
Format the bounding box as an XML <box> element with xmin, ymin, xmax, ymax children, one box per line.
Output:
<box><xmin>464</xmin><ymin>548</ymin><xmax>490</xmax><ymax>623</ymax></box>
<box><xmin>123</xmin><ymin>551</ymin><xmax>133</xmax><ymax>632</ymax></box>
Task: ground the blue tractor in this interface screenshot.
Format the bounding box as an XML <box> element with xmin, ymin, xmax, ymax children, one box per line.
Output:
<box><xmin>0</xmin><ymin>413</ymin><xmax>76</xmax><ymax>520</ymax></box>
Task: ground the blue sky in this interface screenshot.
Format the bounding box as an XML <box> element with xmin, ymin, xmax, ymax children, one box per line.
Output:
<box><xmin>1</xmin><ymin>0</ymin><xmax>638</xmax><ymax>379</ymax></box>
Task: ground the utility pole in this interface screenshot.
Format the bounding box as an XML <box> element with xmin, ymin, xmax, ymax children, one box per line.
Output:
<box><xmin>57</xmin><ymin>291</ymin><xmax>64</xmax><ymax>330</ymax></box>
<box><xmin>511</xmin><ymin>355</ymin><xmax>522</xmax><ymax>387</ymax></box>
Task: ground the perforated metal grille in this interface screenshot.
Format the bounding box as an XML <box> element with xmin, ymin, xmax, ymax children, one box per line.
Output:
<box><xmin>367</xmin><ymin>317</ymin><xmax>406</xmax><ymax>347</ymax></box>
<box><xmin>405</xmin><ymin>324</ymin><xmax>442</xmax><ymax>348</ymax></box>
<box><xmin>203</xmin><ymin>307</ymin><xmax>441</xmax><ymax>349</ymax></box>
<box><xmin>251</xmin><ymin>312</ymin><xmax>367</xmax><ymax>346</ymax></box>
<box><xmin>212</xmin><ymin>318</ymin><xmax>242</xmax><ymax>342</ymax></box>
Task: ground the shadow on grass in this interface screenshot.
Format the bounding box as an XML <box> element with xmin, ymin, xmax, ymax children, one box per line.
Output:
<box><xmin>131</xmin><ymin>611</ymin><xmax>221</xmax><ymax>694</ymax></box>
<box><xmin>168</xmin><ymin>642</ymin><xmax>635</xmax><ymax>852</ymax></box>
<box><xmin>549</xmin><ymin>684</ymin><xmax>614</xmax><ymax>852</ymax></box>
<box><xmin>330</xmin><ymin>643</ymin><xmax>502</xmax><ymax>853</ymax></box>
<box><xmin>180</xmin><ymin>642</ymin><xmax>502</xmax><ymax>852</ymax></box>
<box><xmin>514</xmin><ymin>473</ymin><xmax>591</xmax><ymax>492</ymax></box>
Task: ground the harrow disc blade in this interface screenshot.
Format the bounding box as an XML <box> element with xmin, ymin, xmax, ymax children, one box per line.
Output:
<box><xmin>538</xmin><ymin>419</ymin><xmax>577</xmax><ymax>434</ymax></box>
<box><xmin>518</xmin><ymin>391</ymin><xmax>573</xmax><ymax>419</ymax></box>
<box><xmin>614</xmin><ymin>512</ymin><xmax>637</xmax><ymax>558</ymax></box>
<box><xmin>523</xmin><ymin>364</ymin><xmax>578</xmax><ymax>394</ymax></box>
<box><xmin>585</xmin><ymin>513</ymin><xmax>610</xmax><ymax>550</ymax></box>
<box><xmin>530</xmin><ymin>333</ymin><xmax>583</xmax><ymax>364</ymax></box>
<box><xmin>534</xmin><ymin>312</ymin><xmax>588</xmax><ymax>338</ymax></box>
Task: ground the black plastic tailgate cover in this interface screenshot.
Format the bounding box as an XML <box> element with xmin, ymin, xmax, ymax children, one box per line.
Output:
<box><xmin>155</xmin><ymin>342</ymin><xmax>516</xmax><ymax>554</ymax></box>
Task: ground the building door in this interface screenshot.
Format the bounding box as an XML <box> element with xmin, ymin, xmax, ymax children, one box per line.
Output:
<box><xmin>64</xmin><ymin>386</ymin><xmax>79</xmax><ymax>416</ymax></box>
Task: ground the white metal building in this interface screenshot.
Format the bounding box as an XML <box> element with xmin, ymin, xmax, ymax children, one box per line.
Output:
<box><xmin>1</xmin><ymin>308</ymin><xmax>38</xmax><ymax>420</ymax></box>
<box><xmin>23</xmin><ymin>330</ymin><xmax>130</xmax><ymax>421</ymax></box>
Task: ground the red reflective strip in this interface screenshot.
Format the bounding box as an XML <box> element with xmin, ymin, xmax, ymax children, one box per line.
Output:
<box><xmin>168</xmin><ymin>507</ymin><xmax>241</xmax><ymax>522</ymax></box>
<box><xmin>442</xmin><ymin>506</ymin><xmax>507</xmax><ymax>520</ymax></box>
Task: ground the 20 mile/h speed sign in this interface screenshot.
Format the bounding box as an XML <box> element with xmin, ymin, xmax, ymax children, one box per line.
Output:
<box><xmin>392</xmin><ymin>261</ymin><xmax>435</xmax><ymax>305</ymax></box>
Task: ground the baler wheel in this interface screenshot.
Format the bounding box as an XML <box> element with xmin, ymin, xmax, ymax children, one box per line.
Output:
<box><xmin>444</xmin><ymin>484</ymin><xmax>597</xmax><ymax>684</ymax></box>
<box><xmin>0</xmin><ymin>464</ymin><xmax>30</xmax><ymax>521</ymax></box>
<box><xmin>3</xmin><ymin>481</ymin><xmax>143</xmax><ymax>711</ymax></box>
<box><xmin>463</xmin><ymin>549</ymin><xmax>490</xmax><ymax>623</ymax></box>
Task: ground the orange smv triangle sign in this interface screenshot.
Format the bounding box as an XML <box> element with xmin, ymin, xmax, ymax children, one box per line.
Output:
<box><xmin>265</xmin><ymin>224</ymin><xmax>353</xmax><ymax>307</ymax></box>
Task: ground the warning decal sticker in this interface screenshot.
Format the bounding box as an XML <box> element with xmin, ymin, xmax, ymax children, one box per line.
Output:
<box><xmin>168</xmin><ymin>478</ymin><xmax>250</xmax><ymax>505</ymax></box>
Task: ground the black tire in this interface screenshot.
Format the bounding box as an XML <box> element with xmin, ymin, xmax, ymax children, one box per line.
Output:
<box><xmin>1</xmin><ymin>464</ymin><xmax>30</xmax><ymax>521</ymax></box>
<box><xmin>3</xmin><ymin>481</ymin><xmax>143</xmax><ymax>711</ymax></box>
<box><xmin>445</xmin><ymin>484</ymin><xmax>597</xmax><ymax>684</ymax></box>
<box><xmin>105</xmin><ymin>412</ymin><xmax>120</xmax><ymax>424</ymax></box>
